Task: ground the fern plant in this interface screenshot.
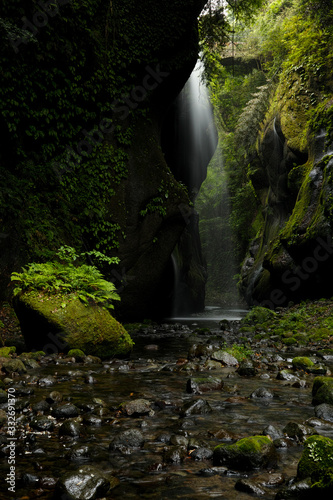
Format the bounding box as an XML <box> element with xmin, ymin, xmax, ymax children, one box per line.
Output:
<box><xmin>11</xmin><ymin>247</ymin><xmax>121</xmax><ymax>310</ymax></box>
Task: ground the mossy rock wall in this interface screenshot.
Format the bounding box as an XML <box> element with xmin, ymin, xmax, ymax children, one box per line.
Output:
<box><xmin>240</xmin><ymin>48</ymin><xmax>333</xmax><ymax>308</ymax></box>
<box><xmin>0</xmin><ymin>0</ymin><xmax>208</xmax><ymax>320</ymax></box>
<box><xmin>13</xmin><ymin>292</ymin><xmax>134</xmax><ymax>358</ymax></box>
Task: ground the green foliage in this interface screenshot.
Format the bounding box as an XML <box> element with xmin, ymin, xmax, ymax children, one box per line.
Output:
<box><xmin>0</xmin><ymin>0</ymin><xmax>202</xmax><ymax>270</ymax></box>
<box><xmin>140</xmin><ymin>198</ymin><xmax>167</xmax><ymax>218</ymax></box>
<box><xmin>199</xmin><ymin>0</ymin><xmax>333</xmax><ymax>285</ymax></box>
<box><xmin>224</xmin><ymin>343</ymin><xmax>253</xmax><ymax>361</ymax></box>
<box><xmin>240</xmin><ymin>299</ymin><xmax>333</xmax><ymax>345</ymax></box>
<box><xmin>11</xmin><ymin>246</ymin><xmax>120</xmax><ymax>310</ymax></box>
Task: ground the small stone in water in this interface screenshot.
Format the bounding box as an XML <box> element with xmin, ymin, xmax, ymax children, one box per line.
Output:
<box><xmin>250</xmin><ymin>387</ymin><xmax>274</xmax><ymax>399</ymax></box>
<box><xmin>59</xmin><ymin>418</ymin><xmax>82</xmax><ymax>437</ymax></box>
<box><xmin>38</xmin><ymin>375</ymin><xmax>57</xmax><ymax>387</ymax></box>
<box><xmin>52</xmin><ymin>402</ymin><xmax>79</xmax><ymax>419</ymax></box>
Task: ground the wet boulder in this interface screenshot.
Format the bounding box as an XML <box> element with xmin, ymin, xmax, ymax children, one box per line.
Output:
<box><xmin>180</xmin><ymin>398</ymin><xmax>212</xmax><ymax>417</ymax></box>
<box><xmin>262</xmin><ymin>424</ymin><xmax>283</xmax><ymax>441</ymax></box>
<box><xmin>51</xmin><ymin>402</ymin><xmax>79</xmax><ymax>419</ymax></box>
<box><xmin>312</xmin><ymin>376</ymin><xmax>333</xmax><ymax>406</ymax></box>
<box><xmin>120</xmin><ymin>398</ymin><xmax>153</xmax><ymax>417</ymax></box>
<box><xmin>66</xmin><ymin>444</ymin><xmax>91</xmax><ymax>462</ymax></box>
<box><xmin>250</xmin><ymin>387</ymin><xmax>274</xmax><ymax>399</ymax></box>
<box><xmin>275</xmin><ymin>478</ymin><xmax>312</xmax><ymax>499</ymax></box>
<box><xmin>30</xmin><ymin>416</ymin><xmax>55</xmax><ymax>432</ymax></box>
<box><xmin>188</xmin><ymin>344</ymin><xmax>214</xmax><ymax>360</ymax></box>
<box><xmin>211</xmin><ymin>350</ymin><xmax>238</xmax><ymax>366</ymax></box>
<box><xmin>235</xmin><ymin>478</ymin><xmax>266</xmax><ymax>496</ymax></box>
<box><xmin>186</xmin><ymin>376</ymin><xmax>223</xmax><ymax>394</ymax></box>
<box><xmin>59</xmin><ymin>418</ymin><xmax>82</xmax><ymax>437</ymax></box>
<box><xmin>213</xmin><ymin>435</ymin><xmax>277</xmax><ymax>470</ymax></box>
<box><xmin>163</xmin><ymin>446</ymin><xmax>188</xmax><ymax>464</ymax></box>
<box><xmin>283</xmin><ymin>422</ymin><xmax>317</xmax><ymax>443</ymax></box>
<box><xmin>55</xmin><ymin>465</ymin><xmax>114</xmax><ymax>499</ymax></box>
<box><xmin>314</xmin><ymin>403</ymin><xmax>333</xmax><ymax>423</ymax></box>
<box><xmin>277</xmin><ymin>369</ymin><xmax>300</xmax><ymax>383</ymax></box>
<box><xmin>190</xmin><ymin>447</ymin><xmax>213</xmax><ymax>461</ymax></box>
<box><xmin>237</xmin><ymin>359</ymin><xmax>257</xmax><ymax>377</ymax></box>
<box><xmin>109</xmin><ymin>429</ymin><xmax>145</xmax><ymax>453</ymax></box>
<box><xmin>38</xmin><ymin>375</ymin><xmax>57</xmax><ymax>387</ymax></box>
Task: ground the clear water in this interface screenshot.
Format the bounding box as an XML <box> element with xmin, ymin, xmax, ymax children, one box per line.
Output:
<box><xmin>2</xmin><ymin>319</ymin><xmax>332</xmax><ymax>499</ymax></box>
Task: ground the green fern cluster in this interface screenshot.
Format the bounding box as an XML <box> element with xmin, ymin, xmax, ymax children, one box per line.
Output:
<box><xmin>11</xmin><ymin>247</ymin><xmax>120</xmax><ymax>310</ymax></box>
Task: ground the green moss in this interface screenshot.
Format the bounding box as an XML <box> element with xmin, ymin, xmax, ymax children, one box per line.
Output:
<box><xmin>17</xmin><ymin>292</ymin><xmax>134</xmax><ymax>359</ymax></box>
<box><xmin>19</xmin><ymin>351</ymin><xmax>45</xmax><ymax>360</ymax></box>
<box><xmin>312</xmin><ymin>376</ymin><xmax>333</xmax><ymax>406</ymax></box>
<box><xmin>67</xmin><ymin>349</ymin><xmax>86</xmax><ymax>359</ymax></box>
<box><xmin>0</xmin><ymin>346</ymin><xmax>16</xmax><ymax>357</ymax></box>
<box><xmin>298</xmin><ymin>436</ymin><xmax>333</xmax><ymax>480</ymax></box>
<box><xmin>233</xmin><ymin>436</ymin><xmax>272</xmax><ymax>453</ymax></box>
<box><xmin>241</xmin><ymin>306</ymin><xmax>277</xmax><ymax>327</ymax></box>
<box><xmin>310</xmin><ymin>467</ymin><xmax>333</xmax><ymax>495</ymax></box>
<box><xmin>282</xmin><ymin>337</ymin><xmax>298</xmax><ymax>345</ymax></box>
<box><xmin>292</xmin><ymin>356</ymin><xmax>315</xmax><ymax>371</ymax></box>
<box><xmin>214</xmin><ymin>435</ymin><xmax>276</xmax><ymax>470</ymax></box>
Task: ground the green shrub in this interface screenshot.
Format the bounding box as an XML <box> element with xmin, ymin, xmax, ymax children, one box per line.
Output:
<box><xmin>11</xmin><ymin>246</ymin><xmax>120</xmax><ymax>310</ymax></box>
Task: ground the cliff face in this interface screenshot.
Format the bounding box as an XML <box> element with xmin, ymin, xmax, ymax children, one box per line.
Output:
<box><xmin>0</xmin><ymin>0</ymin><xmax>208</xmax><ymax>319</ymax></box>
<box><xmin>240</xmin><ymin>63</ymin><xmax>333</xmax><ymax>308</ymax></box>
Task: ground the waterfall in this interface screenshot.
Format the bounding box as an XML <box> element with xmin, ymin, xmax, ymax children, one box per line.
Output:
<box><xmin>162</xmin><ymin>58</ymin><xmax>218</xmax><ymax>198</ymax></box>
<box><xmin>184</xmin><ymin>59</ymin><xmax>218</xmax><ymax>196</ymax></box>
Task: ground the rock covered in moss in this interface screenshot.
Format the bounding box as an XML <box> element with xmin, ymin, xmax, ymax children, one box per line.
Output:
<box><xmin>297</xmin><ymin>435</ymin><xmax>333</xmax><ymax>480</ymax></box>
<box><xmin>312</xmin><ymin>376</ymin><xmax>333</xmax><ymax>406</ymax></box>
<box><xmin>213</xmin><ymin>435</ymin><xmax>277</xmax><ymax>470</ymax></box>
<box><xmin>292</xmin><ymin>357</ymin><xmax>315</xmax><ymax>371</ymax></box>
<box><xmin>0</xmin><ymin>357</ymin><xmax>27</xmax><ymax>374</ymax></box>
<box><xmin>0</xmin><ymin>346</ymin><xmax>16</xmax><ymax>357</ymax></box>
<box><xmin>19</xmin><ymin>351</ymin><xmax>45</xmax><ymax>360</ymax></box>
<box><xmin>292</xmin><ymin>356</ymin><xmax>327</xmax><ymax>375</ymax></box>
<box><xmin>240</xmin><ymin>307</ymin><xmax>277</xmax><ymax>328</ymax></box>
<box><xmin>13</xmin><ymin>292</ymin><xmax>133</xmax><ymax>359</ymax></box>
<box><xmin>67</xmin><ymin>349</ymin><xmax>86</xmax><ymax>362</ymax></box>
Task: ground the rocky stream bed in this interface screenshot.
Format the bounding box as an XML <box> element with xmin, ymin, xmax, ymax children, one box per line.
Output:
<box><xmin>1</xmin><ymin>314</ymin><xmax>333</xmax><ymax>500</ymax></box>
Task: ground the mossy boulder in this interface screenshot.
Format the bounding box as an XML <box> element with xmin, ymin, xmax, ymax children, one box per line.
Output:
<box><xmin>0</xmin><ymin>357</ymin><xmax>27</xmax><ymax>374</ymax></box>
<box><xmin>67</xmin><ymin>349</ymin><xmax>86</xmax><ymax>361</ymax></box>
<box><xmin>0</xmin><ymin>346</ymin><xmax>16</xmax><ymax>358</ymax></box>
<box><xmin>240</xmin><ymin>307</ymin><xmax>277</xmax><ymax>328</ymax></box>
<box><xmin>312</xmin><ymin>376</ymin><xmax>333</xmax><ymax>406</ymax></box>
<box><xmin>292</xmin><ymin>357</ymin><xmax>315</xmax><ymax>372</ymax></box>
<box><xmin>297</xmin><ymin>435</ymin><xmax>333</xmax><ymax>480</ymax></box>
<box><xmin>13</xmin><ymin>292</ymin><xmax>133</xmax><ymax>359</ymax></box>
<box><xmin>213</xmin><ymin>435</ymin><xmax>277</xmax><ymax>471</ymax></box>
<box><xmin>19</xmin><ymin>351</ymin><xmax>45</xmax><ymax>361</ymax></box>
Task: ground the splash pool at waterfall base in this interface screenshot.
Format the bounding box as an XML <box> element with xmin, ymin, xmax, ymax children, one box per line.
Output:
<box><xmin>1</xmin><ymin>312</ymin><xmax>333</xmax><ymax>500</ymax></box>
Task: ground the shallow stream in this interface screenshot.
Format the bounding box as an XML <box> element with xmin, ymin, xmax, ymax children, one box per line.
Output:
<box><xmin>1</xmin><ymin>311</ymin><xmax>333</xmax><ymax>499</ymax></box>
